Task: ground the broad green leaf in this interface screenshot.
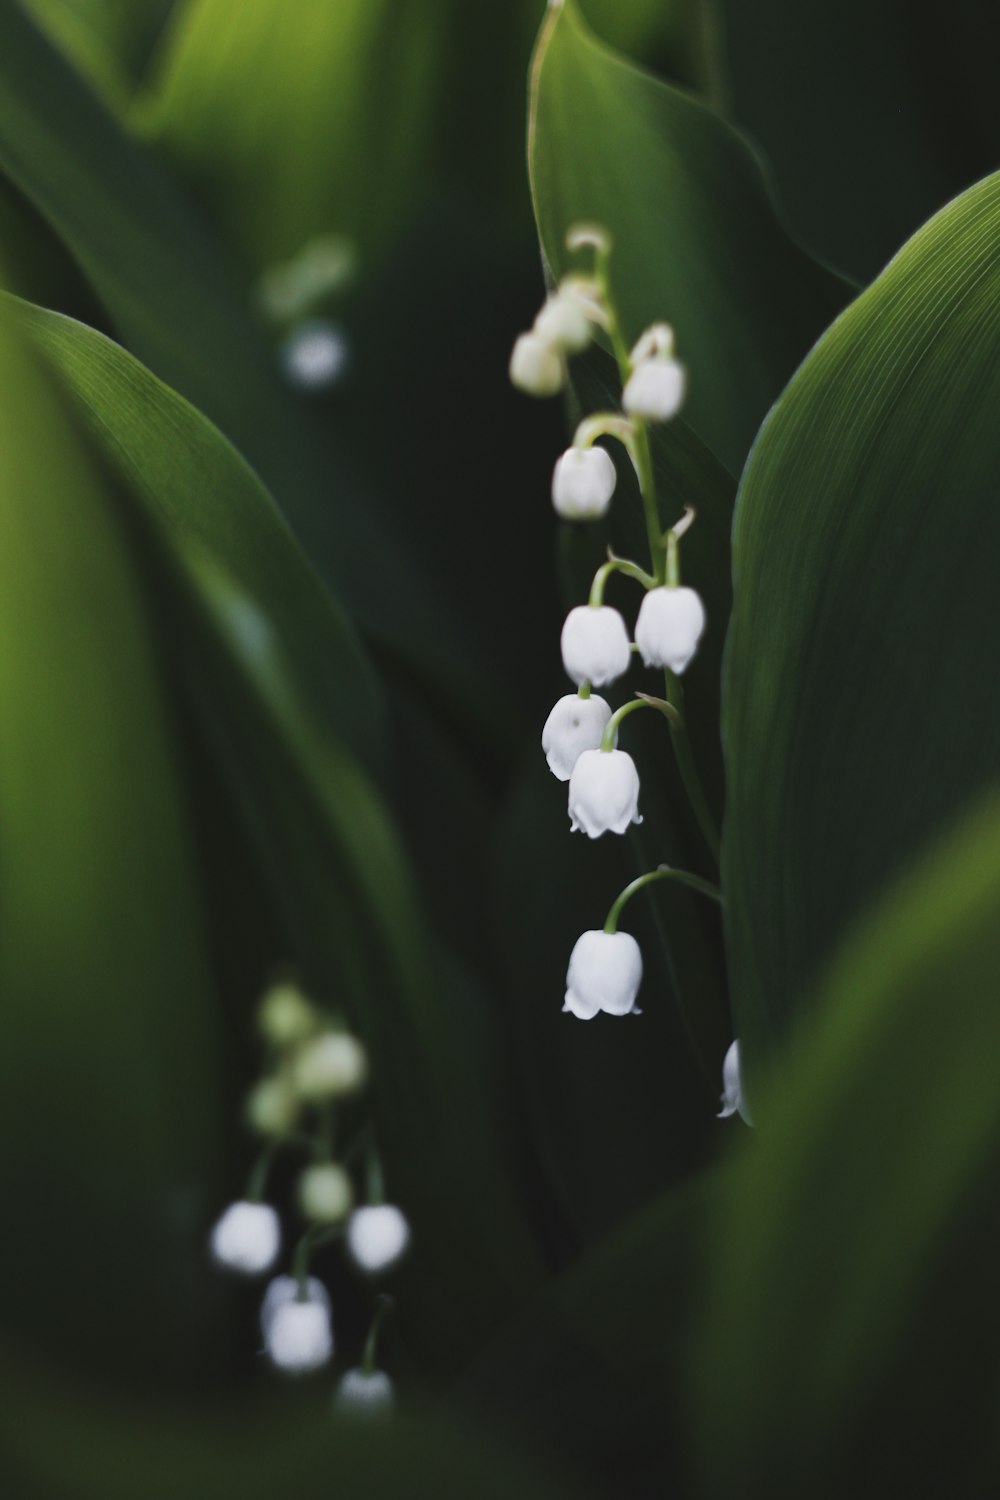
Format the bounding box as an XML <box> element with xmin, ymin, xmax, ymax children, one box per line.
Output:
<box><xmin>529</xmin><ymin>0</ymin><xmax>851</xmax><ymax>473</ymax></box>
<box><xmin>0</xmin><ymin>310</ymin><xmax>223</xmax><ymax>1378</ymax></box>
<box><xmin>142</xmin><ymin>0</ymin><xmax>451</xmax><ymax>270</ymax></box>
<box><xmin>22</xmin><ymin>0</ymin><xmax>175</xmax><ymax>107</ymax></box>
<box><xmin>8</xmin><ymin>294</ymin><xmax>383</xmax><ymax>765</ymax></box>
<box><xmin>716</xmin><ymin>0</ymin><xmax>1000</xmax><ymax>282</ymax></box>
<box><xmin>722</xmin><ymin>170</ymin><xmax>1000</xmax><ymax>1047</ymax></box>
<box><xmin>694</xmin><ymin>790</ymin><xmax>1000</xmax><ymax>1497</ymax></box>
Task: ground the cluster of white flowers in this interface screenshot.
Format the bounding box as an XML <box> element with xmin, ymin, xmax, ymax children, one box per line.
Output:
<box><xmin>258</xmin><ymin>234</ymin><xmax>355</xmax><ymax>394</ymax></box>
<box><xmin>208</xmin><ymin>978</ymin><xmax>406</xmax><ymax>1397</ymax></box>
<box><xmin>510</xmin><ymin>225</ymin><xmax>750</xmax><ymax>1121</ymax></box>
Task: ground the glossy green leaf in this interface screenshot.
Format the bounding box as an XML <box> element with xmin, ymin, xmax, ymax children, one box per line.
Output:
<box><xmin>723</xmin><ymin>170</ymin><xmax>1000</xmax><ymax>1048</ymax></box>
<box><xmin>694</xmin><ymin>791</ymin><xmax>1000</xmax><ymax>1497</ymax></box>
<box><xmin>143</xmin><ymin>0</ymin><xmax>451</xmax><ymax>270</ymax></box>
<box><xmin>8</xmin><ymin>293</ymin><xmax>383</xmax><ymax>765</ymax></box>
<box><xmin>717</xmin><ymin>0</ymin><xmax>1000</xmax><ymax>282</ymax></box>
<box><xmin>0</xmin><ymin>309</ymin><xmax>223</xmax><ymax>1378</ymax></box>
<box><xmin>528</xmin><ymin>0</ymin><xmax>850</xmax><ymax>473</ymax></box>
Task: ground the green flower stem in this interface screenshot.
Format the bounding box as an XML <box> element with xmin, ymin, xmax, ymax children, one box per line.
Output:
<box><xmin>604</xmin><ymin>864</ymin><xmax>723</xmax><ymax>933</ymax></box>
<box><xmin>246</xmin><ymin>1143</ymin><xmax>278</xmax><ymax>1204</ymax></box>
<box><xmin>663</xmin><ymin>668</ymin><xmax>721</xmax><ymax>865</ymax></box>
<box><xmin>665</xmin><ymin>529</ymin><xmax>681</xmax><ymax>588</ymax></box>
<box><xmin>573</xmin><ymin>412</ymin><xmax>639</xmax><ymax>475</ymax></box>
<box><xmin>577</xmin><ymin>680</ymin><xmax>592</xmax><ymax>700</ymax></box>
<box><xmin>366</xmin><ymin>1145</ymin><xmax>386</xmax><ymax>1206</ymax></box>
<box><xmin>588</xmin><ymin>555</ymin><xmax>657</xmax><ymax>607</ymax></box>
<box><xmin>293</xmin><ymin>1222</ymin><xmax>343</xmax><ymax>1295</ymax></box>
<box><xmin>601</xmin><ymin>694</ymin><xmax>681</xmax><ymax>752</ymax></box>
<box><xmin>362</xmin><ymin>1295</ymin><xmax>394</xmax><ymax>1375</ymax></box>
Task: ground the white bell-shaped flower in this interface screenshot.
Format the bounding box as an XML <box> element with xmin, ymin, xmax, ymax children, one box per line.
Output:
<box><xmin>541</xmin><ymin>693</ymin><xmax>615</xmax><ymax>781</ymax></box>
<box><xmin>292</xmin><ymin>1031</ymin><xmax>368</xmax><ymax>1100</ymax></box>
<box><xmin>635</xmin><ymin>586</ymin><xmax>706</xmax><ymax>673</ymax></box>
<box><xmin>568</xmin><ymin>748</ymin><xmax>642</xmax><ymax>838</ymax></box>
<box><xmin>564</xmin><ymin>929</ymin><xmax>643</xmax><ymax>1019</ymax></box>
<box><xmin>551</xmin><ymin>446</ymin><xmax>617</xmax><ymax>520</ymax></box>
<box><xmin>209</xmin><ymin>1200</ymin><xmax>281</xmax><ymax>1275</ymax></box>
<box><xmin>345</xmin><ymin>1204</ymin><xmax>411</xmax><ymax>1275</ymax></box>
<box><xmin>533</xmin><ymin>288</ymin><xmax>591</xmax><ymax>353</ymax></box>
<box><xmin>334</xmin><ymin>1367</ymin><xmax>396</xmax><ymax>1418</ymax></box>
<box><xmin>260</xmin><ymin>1275</ymin><xmax>333</xmax><ymax>1373</ymax></box>
<box><xmin>560</xmin><ymin>604</ymin><xmax>631</xmax><ymax>687</ymax></box>
<box><xmin>509</xmin><ymin>333</ymin><xmax>563</xmax><ymax>396</ymax></box>
<box><xmin>718</xmin><ymin>1039</ymin><xmax>753</xmax><ymax>1125</ymax></box>
<box><xmin>623</xmin><ymin>357</ymin><xmax>686</xmax><ymax>422</ymax></box>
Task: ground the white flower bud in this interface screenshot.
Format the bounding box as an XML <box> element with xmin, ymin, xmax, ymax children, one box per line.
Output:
<box><xmin>334</xmin><ymin>1367</ymin><xmax>396</xmax><ymax>1418</ymax></box>
<box><xmin>541</xmin><ymin>693</ymin><xmax>615</xmax><ymax>781</ymax></box>
<box><xmin>718</xmin><ymin>1039</ymin><xmax>753</xmax><ymax>1125</ymax></box>
<box><xmin>560</xmin><ymin>604</ymin><xmax>631</xmax><ymax>687</ymax></box>
<box><xmin>634</xmin><ymin>586</ymin><xmax>706</xmax><ymax>673</ymax></box>
<box><xmin>622</xmin><ymin>357</ymin><xmax>686</xmax><ymax>422</ymax></box>
<box><xmin>564</xmin><ymin>930</ymin><xmax>643</xmax><ymax>1019</ymax></box>
<box><xmin>209</xmin><ymin>1200</ymin><xmax>281</xmax><ymax>1275</ymax></box>
<box><xmin>533</xmin><ymin>289</ymin><xmax>591</xmax><ymax>353</ymax></box>
<box><xmin>292</xmin><ymin>1031</ymin><xmax>368</xmax><ymax>1101</ymax></box>
<box><xmin>568</xmin><ymin>748</ymin><xmax>642</xmax><ymax>838</ymax></box>
<box><xmin>298</xmin><ymin>1162</ymin><xmax>353</xmax><ymax>1223</ymax></box>
<box><xmin>244</xmin><ymin>1075</ymin><xmax>300</xmax><ymax>1137</ymax></box>
<box><xmin>551</xmin><ymin>446</ymin><xmax>616</xmax><ymax>520</ymax></box>
<box><xmin>509</xmin><ymin>333</ymin><xmax>563</xmax><ymax>396</ymax></box>
<box><xmin>261</xmin><ymin>1275</ymin><xmax>333</xmax><ymax>1373</ymax></box>
<box><xmin>345</xmin><ymin>1205</ymin><xmax>411</xmax><ymax>1275</ymax></box>
<box><xmin>280</xmin><ymin>318</ymin><xmax>349</xmax><ymax>392</ymax></box>
<box><xmin>258</xmin><ymin>981</ymin><xmax>316</xmax><ymax>1047</ymax></box>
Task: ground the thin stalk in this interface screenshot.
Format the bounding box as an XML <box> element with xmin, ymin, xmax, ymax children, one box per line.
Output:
<box><xmin>663</xmin><ymin>669</ymin><xmax>721</xmax><ymax>865</ymax></box>
<box><xmin>604</xmin><ymin>865</ymin><xmax>723</xmax><ymax>933</ymax></box>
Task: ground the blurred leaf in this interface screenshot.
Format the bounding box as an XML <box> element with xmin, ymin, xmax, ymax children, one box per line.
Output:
<box><xmin>0</xmin><ymin>1351</ymin><xmax>587</xmax><ymax>1500</ymax></box>
<box><xmin>143</xmin><ymin>0</ymin><xmax>452</xmax><ymax>270</ymax></box>
<box><xmin>529</xmin><ymin>0</ymin><xmax>850</xmax><ymax>473</ymax></box>
<box><xmin>8</xmin><ymin>294</ymin><xmax>383</xmax><ymax>766</ymax></box>
<box><xmin>716</xmin><ymin>0</ymin><xmax>1000</xmax><ymax>282</ymax></box>
<box><xmin>22</xmin><ymin>0</ymin><xmax>175</xmax><ymax>107</ymax></box>
<box><xmin>722</xmin><ymin>169</ymin><xmax>1000</xmax><ymax>1050</ymax></box>
<box><xmin>693</xmin><ymin>789</ymin><xmax>1000</xmax><ymax>1497</ymax></box>
<box><xmin>0</xmin><ymin>308</ymin><xmax>223</xmax><ymax>1379</ymax></box>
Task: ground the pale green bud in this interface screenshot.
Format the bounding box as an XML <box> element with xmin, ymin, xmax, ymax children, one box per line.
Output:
<box><xmin>245</xmin><ymin>1075</ymin><xmax>300</xmax><ymax>1137</ymax></box>
<box><xmin>292</xmin><ymin>1031</ymin><xmax>368</xmax><ymax>1101</ymax></box>
<box><xmin>298</xmin><ymin>1162</ymin><xmax>354</xmax><ymax>1223</ymax></box>
<box><xmin>258</xmin><ymin>981</ymin><xmax>317</xmax><ymax>1048</ymax></box>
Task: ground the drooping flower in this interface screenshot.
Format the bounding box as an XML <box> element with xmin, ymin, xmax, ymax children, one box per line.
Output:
<box><xmin>297</xmin><ymin>1162</ymin><xmax>354</xmax><ymax>1223</ymax></box>
<box><xmin>334</xmin><ymin>1367</ymin><xmax>396</xmax><ymax>1418</ymax></box>
<box><xmin>568</xmin><ymin>748</ymin><xmax>642</xmax><ymax>837</ymax></box>
<box><xmin>257</xmin><ymin>980</ymin><xmax>317</xmax><ymax>1046</ymax></box>
<box><xmin>551</xmin><ymin>446</ymin><xmax>617</xmax><ymax>520</ymax></box>
<box><xmin>564</xmin><ymin>930</ymin><xmax>643</xmax><ymax>1019</ymax></box>
<box><xmin>509</xmin><ymin>333</ymin><xmax>563</xmax><ymax>396</ymax></box>
<box><xmin>622</xmin><ymin>325</ymin><xmax>686</xmax><ymax>422</ymax></box>
<box><xmin>542</xmin><ymin>693</ymin><xmax>615</xmax><ymax>781</ymax></box>
<box><xmin>718</xmin><ymin>1039</ymin><xmax>753</xmax><ymax>1125</ymax></box>
<box><xmin>280</xmin><ymin>318</ymin><xmax>350</xmax><ymax>392</ymax></box>
<box><xmin>260</xmin><ymin>1275</ymin><xmax>333</xmax><ymax>1373</ymax></box>
<box><xmin>292</xmin><ymin>1031</ymin><xmax>368</xmax><ymax>1100</ymax></box>
<box><xmin>560</xmin><ymin>605</ymin><xmax>631</xmax><ymax>687</ymax></box>
<box><xmin>635</xmin><ymin>586</ymin><xmax>706</xmax><ymax>673</ymax></box>
<box><xmin>345</xmin><ymin>1205</ymin><xmax>411</xmax><ymax>1275</ymax></box>
<box><xmin>533</xmin><ymin>287</ymin><xmax>592</xmax><ymax>353</ymax></box>
<box><xmin>209</xmin><ymin>1200</ymin><xmax>281</xmax><ymax>1275</ymax></box>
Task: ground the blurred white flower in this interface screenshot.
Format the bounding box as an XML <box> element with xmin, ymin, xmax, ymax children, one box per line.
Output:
<box><xmin>298</xmin><ymin>1162</ymin><xmax>354</xmax><ymax>1223</ymax></box>
<box><xmin>718</xmin><ymin>1039</ymin><xmax>753</xmax><ymax>1125</ymax></box>
<box><xmin>345</xmin><ymin>1205</ymin><xmax>411</xmax><ymax>1275</ymax></box>
<box><xmin>568</xmin><ymin>748</ymin><xmax>642</xmax><ymax>838</ymax></box>
<box><xmin>560</xmin><ymin>604</ymin><xmax>631</xmax><ymax>687</ymax></box>
<box><xmin>260</xmin><ymin>1275</ymin><xmax>333</xmax><ymax>1373</ymax></box>
<box><xmin>533</xmin><ymin>288</ymin><xmax>591</xmax><ymax>353</ymax></box>
<box><xmin>257</xmin><ymin>980</ymin><xmax>316</xmax><ymax>1047</ymax></box>
<box><xmin>635</xmin><ymin>586</ymin><xmax>706</xmax><ymax>673</ymax></box>
<box><xmin>551</xmin><ymin>446</ymin><xmax>616</xmax><ymax>520</ymax></box>
<box><xmin>542</xmin><ymin>693</ymin><xmax>615</xmax><ymax>781</ymax></box>
<box><xmin>209</xmin><ymin>1200</ymin><xmax>281</xmax><ymax>1275</ymax></box>
<box><xmin>244</xmin><ymin>1075</ymin><xmax>300</xmax><ymax>1137</ymax></box>
<box><xmin>564</xmin><ymin>930</ymin><xmax>643</xmax><ymax>1019</ymax></box>
<box><xmin>623</xmin><ymin>352</ymin><xmax>686</xmax><ymax>423</ymax></box>
<box><xmin>280</xmin><ymin>318</ymin><xmax>350</xmax><ymax>392</ymax></box>
<box><xmin>334</xmin><ymin>1367</ymin><xmax>396</xmax><ymax>1418</ymax></box>
<box><xmin>509</xmin><ymin>333</ymin><xmax>563</xmax><ymax>396</ymax></box>
<box><xmin>292</xmin><ymin>1031</ymin><xmax>368</xmax><ymax>1100</ymax></box>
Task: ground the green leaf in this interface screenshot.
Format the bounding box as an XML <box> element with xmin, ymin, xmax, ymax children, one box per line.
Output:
<box><xmin>142</xmin><ymin>0</ymin><xmax>452</xmax><ymax>270</ymax></box>
<box><xmin>0</xmin><ymin>307</ymin><xmax>223</xmax><ymax>1378</ymax></box>
<box><xmin>722</xmin><ymin>169</ymin><xmax>1000</xmax><ymax>1048</ymax></box>
<box><xmin>693</xmin><ymin>790</ymin><xmax>1000</xmax><ymax>1497</ymax></box>
<box><xmin>716</xmin><ymin>0</ymin><xmax>1000</xmax><ymax>282</ymax></box>
<box><xmin>528</xmin><ymin>0</ymin><xmax>850</xmax><ymax>473</ymax></box>
<box><xmin>21</xmin><ymin>0</ymin><xmax>174</xmax><ymax>108</ymax></box>
<box><xmin>8</xmin><ymin>294</ymin><xmax>383</xmax><ymax>766</ymax></box>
